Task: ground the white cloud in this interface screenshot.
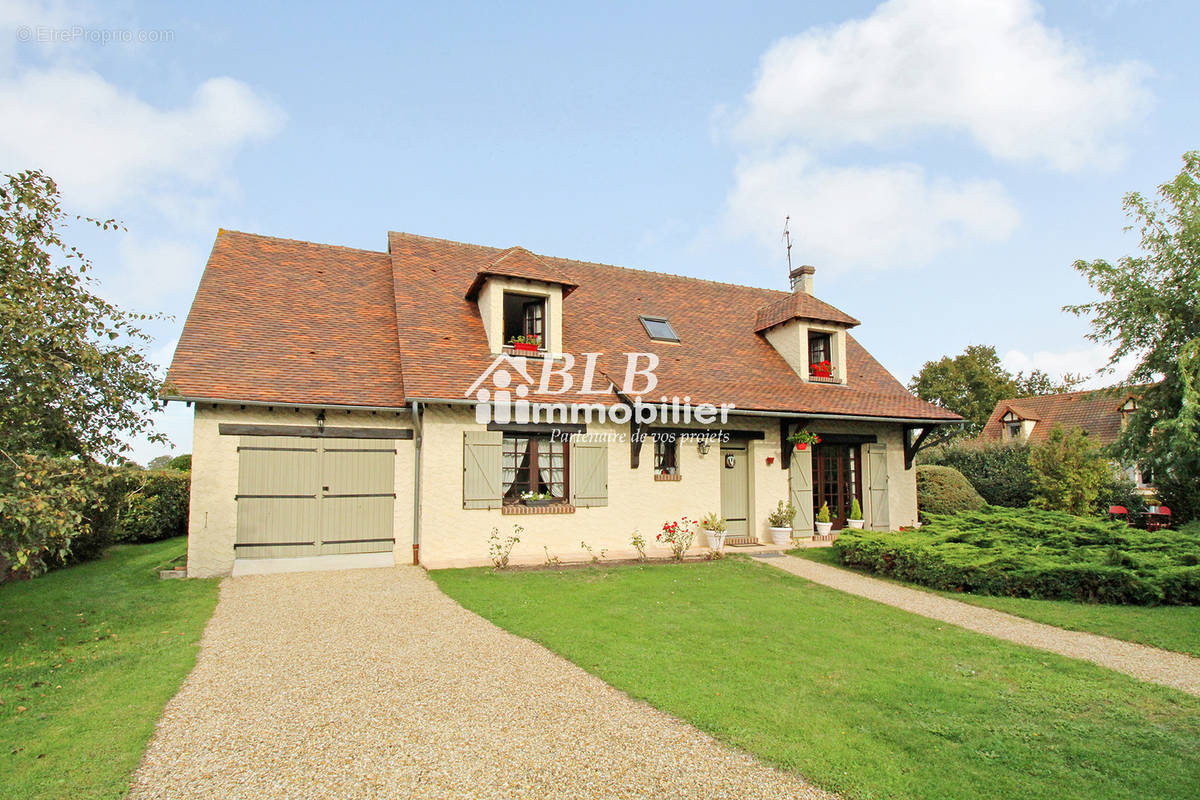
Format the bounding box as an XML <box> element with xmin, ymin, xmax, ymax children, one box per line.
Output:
<box><xmin>0</xmin><ymin>68</ymin><xmax>283</xmax><ymax>210</ymax></box>
<box><xmin>1002</xmin><ymin>344</ymin><xmax>1137</xmax><ymax>389</ymax></box>
<box><xmin>724</xmin><ymin>148</ymin><xmax>1019</xmax><ymax>271</ymax></box>
<box><xmin>736</xmin><ymin>0</ymin><xmax>1151</xmax><ymax>171</ymax></box>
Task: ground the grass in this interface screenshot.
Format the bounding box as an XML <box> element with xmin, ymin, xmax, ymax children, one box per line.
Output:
<box><xmin>432</xmin><ymin>558</ymin><xmax>1200</xmax><ymax>800</ymax></box>
<box><xmin>0</xmin><ymin>538</ymin><xmax>219</xmax><ymax>800</ymax></box>
<box><xmin>796</xmin><ymin>546</ymin><xmax>1200</xmax><ymax>657</ymax></box>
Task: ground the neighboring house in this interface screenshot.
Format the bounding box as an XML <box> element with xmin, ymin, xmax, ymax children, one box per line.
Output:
<box><xmin>980</xmin><ymin>387</ymin><xmax>1155</xmax><ymax>493</ymax></box>
<box><xmin>166</xmin><ymin>230</ymin><xmax>961</xmax><ymax>576</ymax></box>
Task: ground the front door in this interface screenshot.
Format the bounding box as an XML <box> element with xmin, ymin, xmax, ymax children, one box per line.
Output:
<box><xmin>812</xmin><ymin>443</ymin><xmax>862</xmax><ymax>529</ymax></box>
<box><xmin>720</xmin><ymin>443</ymin><xmax>752</xmax><ymax>543</ymax></box>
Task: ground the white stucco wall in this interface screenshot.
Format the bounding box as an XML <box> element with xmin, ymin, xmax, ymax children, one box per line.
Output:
<box><xmin>186</xmin><ymin>404</ymin><xmax>414</xmax><ymax>577</ymax></box>
<box><xmin>185</xmin><ymin>402</ymin><xmax>915</xmax><ymax>575</ymax></box>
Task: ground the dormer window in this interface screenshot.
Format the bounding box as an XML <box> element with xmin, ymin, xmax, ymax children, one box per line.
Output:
<box><xmin>1001</xmin><ymin>410</ymin><xmax>1023</xmax><ymax>440</ymax></box>
<box><xmin>808</xmin><ymin>332</ymin><xmax>835</xmax><ymax>381</ymax></box>
<box><xmin>503</xmin><ymin>292</ymin><xmax>546</xmax><ymax>352</ymax></box>
<box><xmin>639</xmin><ymin>315</ymin><xmax>679</xmax><ymax>343</ymax></box>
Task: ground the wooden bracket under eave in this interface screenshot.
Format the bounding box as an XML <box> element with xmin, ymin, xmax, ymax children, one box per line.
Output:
<box><xmin>630</xmin><ymin>418</ymin><xmax>650</xmax><ymax>469</ymax></box>
<box><xmin>903</xmin><ymin>424</ymin><xmax>937</xmax><ymax>470</ymax></box>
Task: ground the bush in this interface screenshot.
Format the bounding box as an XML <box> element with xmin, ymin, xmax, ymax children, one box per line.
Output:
<box><xmin>923</xmin><ymin>442</ymin><xmax>1034</xmax><ymax>507</ymax></box>
<box><xmin>916</xmin><ymin>465</ymin><xmax>986</xmax><ymax>518</ymax></box>
<box><xmin>1030</xmin><ymin>425</ymin><xmax>1112</xmax><ymax>516</ymax></box>
<box><xmin>102</xmin><ymin>468</ymin><xmax>190</xmax><ymax>544</ymax></box>
<box><xmin>834</xmin><ymin>506</ymin><xmax>1200</xmax><ymax>605</ymax></box>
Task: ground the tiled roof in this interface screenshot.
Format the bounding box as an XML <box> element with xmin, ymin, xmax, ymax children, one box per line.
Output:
<box><xmin>753</xmin><ymin>291</ymin><xmax>860</xmax><ymax>331</ymax></box>
<box><xmin>387</xmin><ymin>231</ymin><xmax>957</xmax><ymax>420</ymax></box>
<box><xmin>464</xmin><ymin>246</ymin><xmax>578</xmax><ymax>300</ymax></box>
<box><xmin>165</xmin><ymin>231</ymin><xmax>406</xmax><ymax>408</ymax></box>
<box><xmin>167</xmin><ymin>229</ymin><xmax>960</xmax><ymax>422</ymax></box>
<box><xmin>980</xmin><ymin>387</ymin><xmax>1146</xmax><ymax>445</ymax></box>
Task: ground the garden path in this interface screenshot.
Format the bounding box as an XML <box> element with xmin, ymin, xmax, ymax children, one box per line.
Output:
<box><xmin>761</xmin><ymin>554</ymin><xmax>1200</xmax><ymax>696</ymax></box>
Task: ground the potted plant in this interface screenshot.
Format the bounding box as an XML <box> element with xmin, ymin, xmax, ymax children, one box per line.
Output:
<box><xmin>520</xmin><ymin>491</ymin><xmax>555</xmax><ymax>507</ymax></box>
<box><xmin>847</xmin><ymin>497</ymin><xmax>864</xmax><ymax>529</ymax></box>
<box><xmin>766</xmin><ymin>500</ymin><xmax>795</xmax><ymax>545</ymax></box>
<box><xmin>815</xmin><ymin>502</ymin><xmax>834</xmax><ymax>535</ymax></box>
<box><xmin>809</xmin><ymin>359</ymin><xmax>833</xmax><ymax>378</ymax></box>
<box><xmin>788</xmin><ymin>430</ymin><xmax>821</xmax><ymax>451</ymax></box>
<box><xmin>699</xmin><ymin>512</ymin><xmax>728</xmax><ymax>551</ymax></box>
<box><xmin>509</xmin><ymin>334</ymin><xmax>541</xmax><ymax>353</ymax></box>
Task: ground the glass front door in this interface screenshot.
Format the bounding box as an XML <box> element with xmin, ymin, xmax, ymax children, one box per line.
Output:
<box><xmin>812</xmin><ymin>444</ymin><xmax>862</xmax><ymax>529</ymax></box>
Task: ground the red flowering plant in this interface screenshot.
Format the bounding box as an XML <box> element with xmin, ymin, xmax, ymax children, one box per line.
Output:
<box><xmin>787</xmin><ymin>430</ymin><xmax>821</xmax><ymax>450</ymax></box>
<box><xmin>809</xmin><ymin>360</ymin><xmax>833</xmax><ymax>378</ymax></box>
<box><xmin>657</xmin><ymin>516</ymin><xmax>696</xmax><ymax>561</ymax></box>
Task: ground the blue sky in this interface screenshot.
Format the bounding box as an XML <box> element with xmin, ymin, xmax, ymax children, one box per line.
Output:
<box><xmin>1</xmin><ymin>0</ymin><xmax>1196</xmax><ymax>463</ymax></box>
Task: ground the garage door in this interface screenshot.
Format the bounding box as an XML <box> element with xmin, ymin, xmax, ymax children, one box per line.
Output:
<box><xmin>235</xmin><ymin>435</ymin><xmax>396</xmax><ymax>559</ymax></box>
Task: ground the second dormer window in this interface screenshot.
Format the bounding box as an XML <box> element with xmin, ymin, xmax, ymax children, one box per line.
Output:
<box><xmin>808</xmin><ymin>332</ymin><xmax>834</xmax><ymax>380</ymax></box>
<box><xmin>503</xmin><ymin>292</ymin><xmax>546</xmax><ymax>351</ymax></box>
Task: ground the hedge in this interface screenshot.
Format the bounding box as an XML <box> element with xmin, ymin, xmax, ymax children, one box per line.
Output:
<box><xmin>833</xmin><ymin>507</ymin><xmax>1200</xmax><ymax>605</ymax></box>
<box><xmin>915</xmin><ymin>465</ymin><xmax>986</xmax><ymax>518</ymax></box>
<box><xmin>922</xmin><ymin>442</ymin><xmax>1034</xmax><ymax>507</ymax></box>
<box><xmin>2</xmin><ymin>464</ymin><xmax>190</xmax><ymax>580</ymax></box>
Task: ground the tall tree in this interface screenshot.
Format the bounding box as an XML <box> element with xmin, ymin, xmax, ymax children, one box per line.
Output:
<box><xmin>0</xmin><ymin>170</ymin><xmax>165</xmax><ymax>577</ymax></box>
<box><xmin>909</xmin><ymin>345</ymin><xmax>1083</xmax><ymax>436</ymax></box>
<box><xmin>1067</xmin><ymin>151</ymin><xmax>1200</xmax><ymax>521</ymax></box>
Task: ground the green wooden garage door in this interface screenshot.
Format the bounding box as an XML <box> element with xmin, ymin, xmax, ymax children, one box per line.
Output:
<box><xmin>235</xmin><ymin>436</ymin><xmax>396</xmax><ymax>559</ymax></box>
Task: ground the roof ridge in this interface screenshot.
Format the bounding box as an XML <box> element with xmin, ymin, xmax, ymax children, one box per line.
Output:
<box><xmin>217</xmin><ymin>228</ymin><xmax>387</xmax><ymax>256</ymax></box>
<box><xmin>387</xmin><ymin>230</ymin><xmax>793</xmax><ymax>296</ymax></box>
<box><xmin>1005</xmin><ymin>384</ymin><xmax>1139</xmax><ymax>403</ymax></box>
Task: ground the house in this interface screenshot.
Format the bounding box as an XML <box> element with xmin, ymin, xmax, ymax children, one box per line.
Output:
<box><xmin>166</xmin><ymin>230</ymin><xmax>961</xmax><ymax>576</ymax></box>
<box><xmin>980</xmin><ymin>387</ymin><xmax>1154</xmax><ymax>493</ymax></box>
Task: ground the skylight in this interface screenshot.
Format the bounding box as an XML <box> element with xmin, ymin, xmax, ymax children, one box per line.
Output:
<box><xmin>639</xmin><ymin>315</ymin><xmax>679</xmax><ymax>343</ymax></box>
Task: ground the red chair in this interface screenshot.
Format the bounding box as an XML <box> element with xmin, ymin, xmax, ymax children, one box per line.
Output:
<box><xmin>1108</xmin><ymin>505</ymin><xmax>1131</xmax><ymax>524</ymax></box>
<box><xmin>1146</xmin><ymin>506</ymin><xmax>1173</xmax><ymax>531</ymax></box>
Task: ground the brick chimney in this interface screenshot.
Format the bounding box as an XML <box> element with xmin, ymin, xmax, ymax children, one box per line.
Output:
<box><xmin>789</xmin><ymin>264</ymin><xmax>815</xmax><ymax>294</ymax></box>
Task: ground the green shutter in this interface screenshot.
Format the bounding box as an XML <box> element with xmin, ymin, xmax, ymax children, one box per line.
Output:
<box><xmin>463</xmin><ymin>431</ymin><xmax>502</xmax><ymax>509</ymax></box>
<box><xmin>572</xmin><ymin>439</ymin><xmax>608</xmax><ymax>507</ymax></box>
<box><xmin>789</xmin><ymin>448</ymin><xmax>814</xmax><ymax>533</ymax></box>
<box><xmin>868</xmin><ymin>442</ymin><xmax>890</xmax><ymax>530</ymax></box>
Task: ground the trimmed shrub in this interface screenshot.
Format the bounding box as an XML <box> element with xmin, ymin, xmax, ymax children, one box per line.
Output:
<box><xmin>834</xmin><ymin>506</ymin><xmax>1200</xmax><ymax>605</ymax></box>
<box><xmin>916</xmin><ymin>465</ymin><xmax>986</xmax><ymax>518</ymax></box>
<box><xmin>923</xmin><ymin>442</ymin><xmax>1034</xmax><ymax>507</ymax></box>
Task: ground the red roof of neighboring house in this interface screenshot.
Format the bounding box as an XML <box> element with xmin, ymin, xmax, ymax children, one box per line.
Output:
<box><xmin>980</xmin><ymin>387</ymin><xmax>1144</xmax><ymax>444</ymax></box>
<box><xmin>167</xmin><ymin>229</ymin><xmax>961</xmax><ymax>423</ymax></box>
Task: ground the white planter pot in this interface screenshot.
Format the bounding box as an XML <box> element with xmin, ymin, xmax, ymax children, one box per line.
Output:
<box><xmin>705</xmin><ymin>530</ymin><xmax>728</xmax><ymax>550</ymax></box>
<box><xmin>847</xmin><ymin>519</ymin><xmax>865</xmax><ymax>529</ymax></box>
<box><xmin>768</xmin><ymin>527</ymin><xmax>793</xmax><ymax>546</ymax></box>
<box><xmin>815</xmin><ymin>521</ymin><xmax>834</xmax><ymax>535</ymax></box>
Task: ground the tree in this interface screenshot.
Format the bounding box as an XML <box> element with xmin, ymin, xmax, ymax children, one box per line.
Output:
<box><xmin>167</xmin><ymin>453</ymin><xmax>191</xmax><ymax>471</ymax></box>
<box><xmin>147</xmin><ymin>455</ymin><xmax>174</xmax><ymax>470</ymax></box>
<box><xmin>1028</xmin><ymin>426</ymin><xmax>1113</xmax><ymax>516</ymax></box>
<box><xmin>0</xmin><ymin>170</ymin><xmax>165</xmax><ymax>578</ymax></box>
<box><xmin>909</xmin><ymin>345</ymin><xmax>1083</xmax><ymax>436</ymax></box>
<box><xmin>1067</xmin><ymin>152</ymin><xmax>1200</xmax><ymax>522</ymax></box>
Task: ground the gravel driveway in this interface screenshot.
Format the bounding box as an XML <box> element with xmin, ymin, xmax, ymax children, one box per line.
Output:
<box><xmin>128</xmin><ymin>567</ymin><xmax>832</xmax><ymax>800</ymax></box>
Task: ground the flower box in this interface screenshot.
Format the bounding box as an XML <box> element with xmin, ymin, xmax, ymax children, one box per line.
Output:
<box><xmin>512</xmin><ymin>342</ymin><xmax>539</xmax><ymax>353</ymax></box>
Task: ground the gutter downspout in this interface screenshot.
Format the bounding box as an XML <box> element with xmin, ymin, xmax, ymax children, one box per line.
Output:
<box><xmin>411</xmin><ymin>401</ymin><xmax>424</xmax><ymax>566</ymax></box>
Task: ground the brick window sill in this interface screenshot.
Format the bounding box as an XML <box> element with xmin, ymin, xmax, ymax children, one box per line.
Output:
<box><xmin>653</xmin><ymin>473</ymin><xmax>682</xmax><ymax>481</ymax></box>
<box><xmin>502</xmin><ymin>503</ymin><xmax>576</xmax><ymax>515</ymax></box>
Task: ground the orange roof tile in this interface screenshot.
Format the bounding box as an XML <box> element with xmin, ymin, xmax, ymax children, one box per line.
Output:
<box><xmin>167</xmin><ymin>229</ymin><xmax>960</xmax><ymax>423</ymax></box>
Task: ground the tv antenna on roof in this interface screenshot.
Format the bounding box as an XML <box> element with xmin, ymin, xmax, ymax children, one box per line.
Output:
<box><xmin>782</xmin><ymin>215</ymin><xmax>793</xmax><ymax>273</ymax></box>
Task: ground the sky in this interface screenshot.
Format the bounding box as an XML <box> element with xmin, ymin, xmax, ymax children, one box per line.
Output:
<box><xmin>1</xmin><ymin>0</ymin><xmax>1196</xmax><ymax>464</ymax></box>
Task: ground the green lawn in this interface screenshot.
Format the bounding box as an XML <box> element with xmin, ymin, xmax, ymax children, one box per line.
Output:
<box><xmin>0</xmin><ymin>538</ymin><xmax>218</xmax><ymax>800</ymax></box>
<box><xmin>433</xmin><ymin>559</ymin><xmax>1200</xmax><ymax>800</ymax></box>
<box><xmin>796</xmin><ymin>546</ymin><xmax>1200</xmax><ymax>657</ymax></box>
